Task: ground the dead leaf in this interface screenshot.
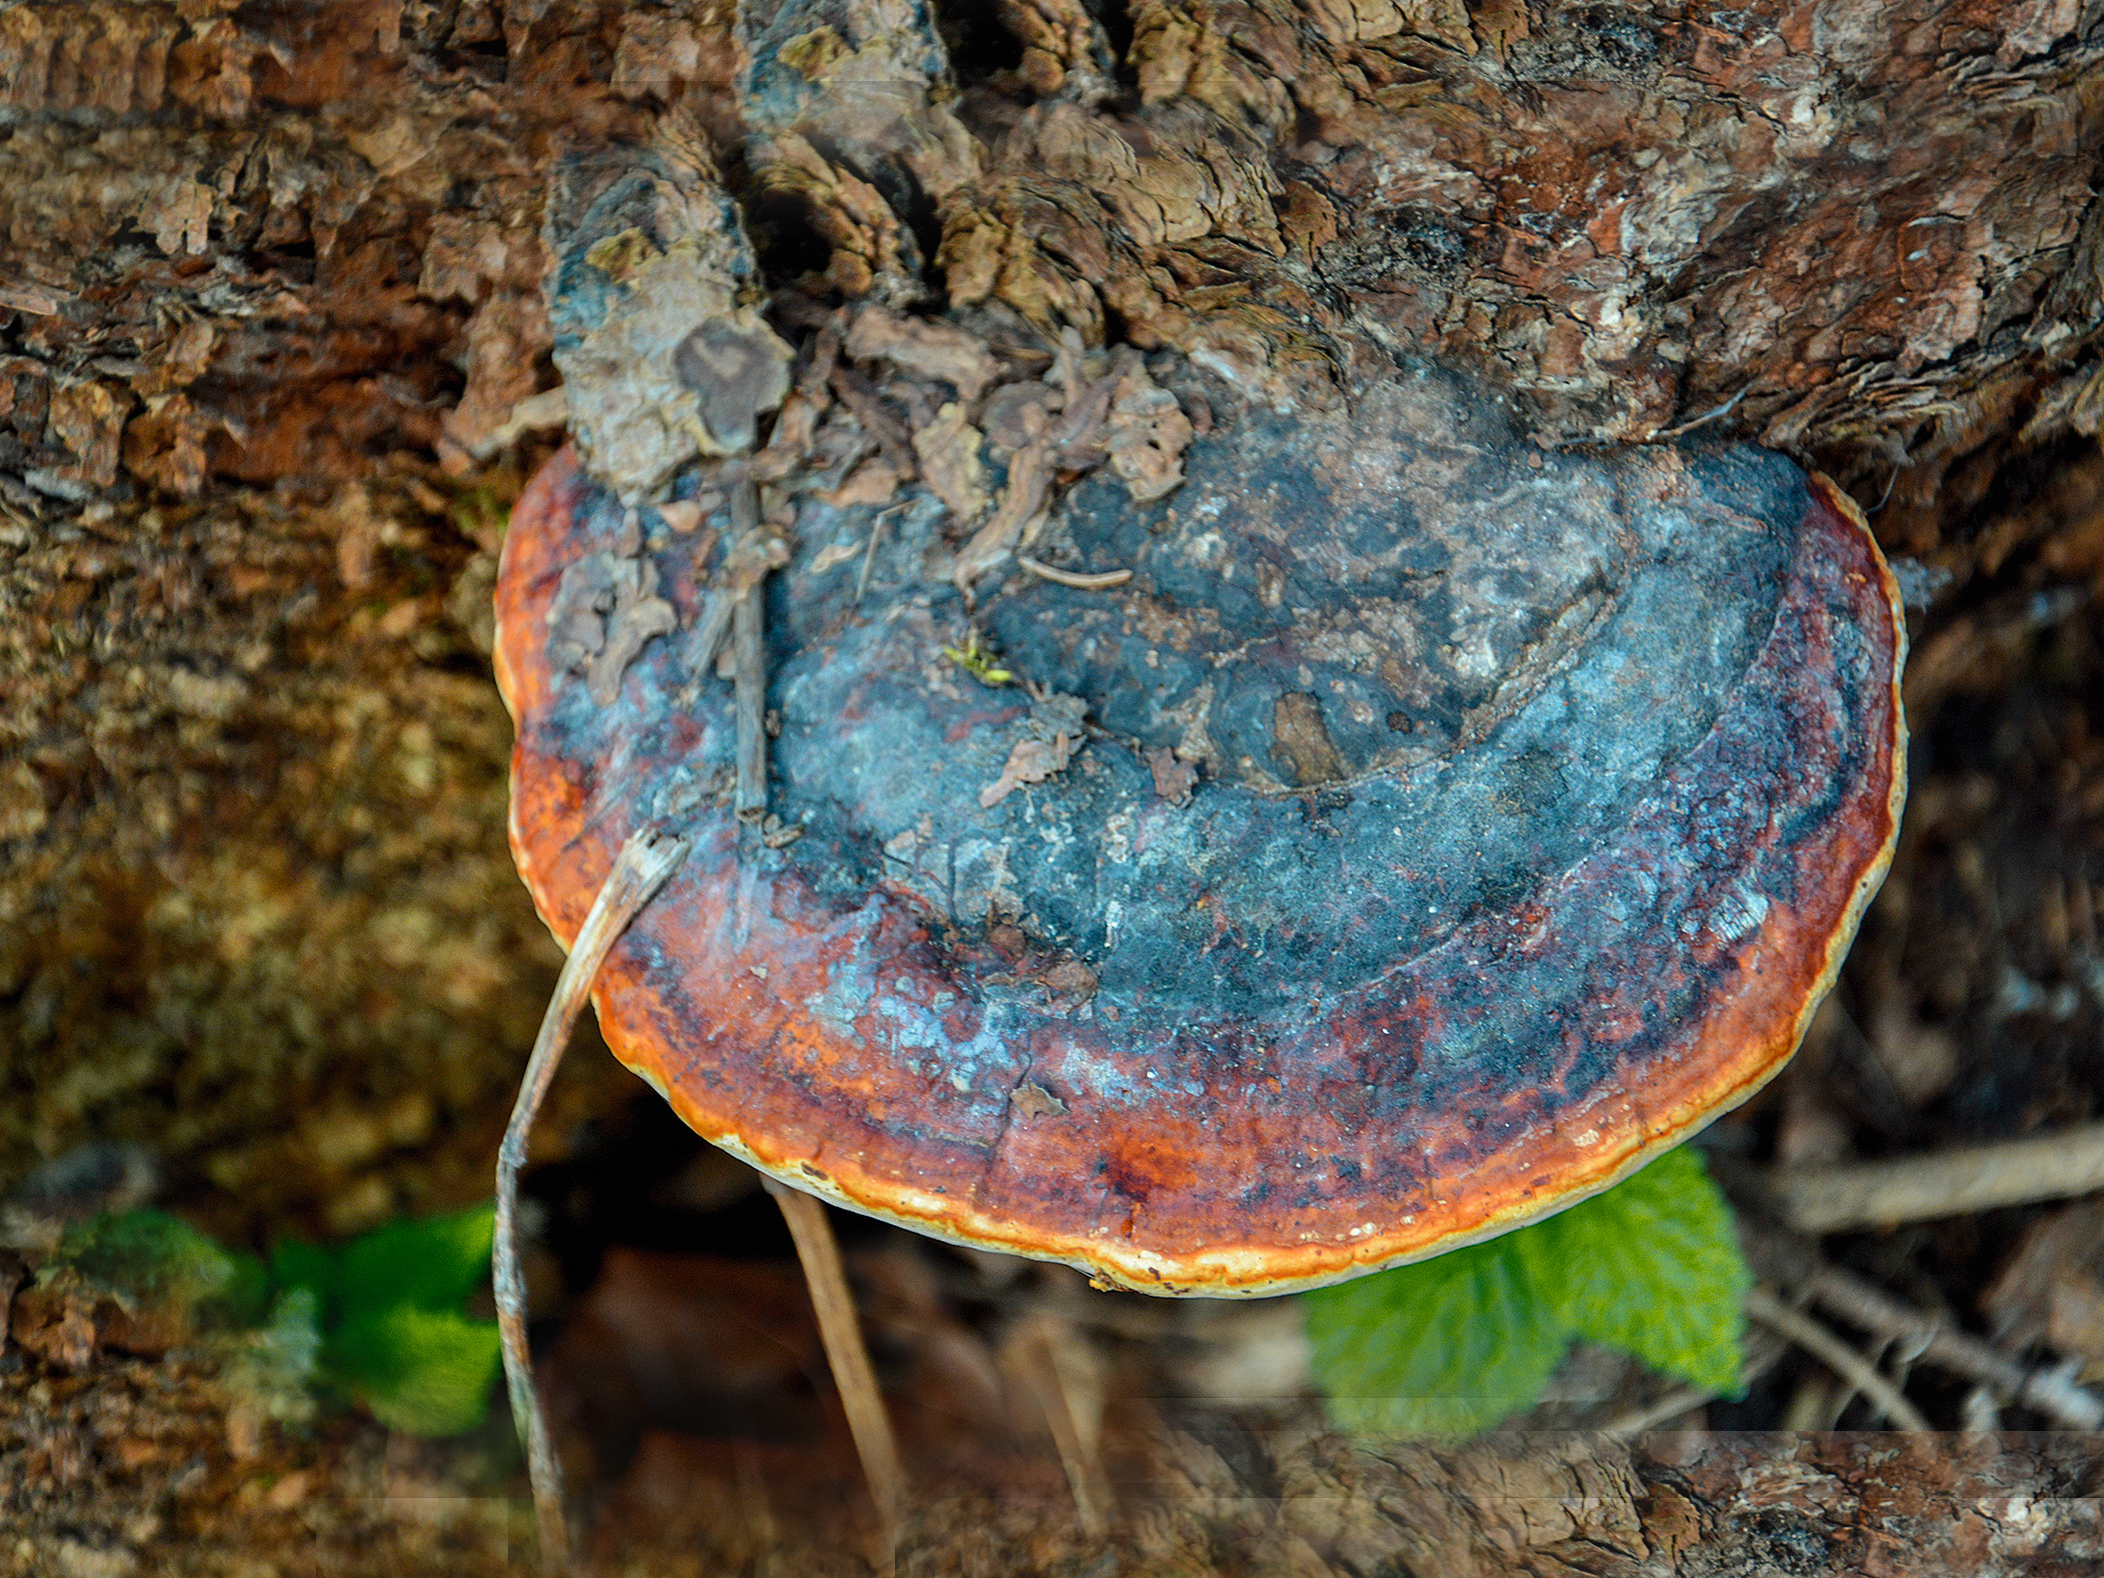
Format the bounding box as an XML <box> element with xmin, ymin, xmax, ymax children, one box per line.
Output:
<box><xmin>1983</xmin><ymin>1201</ymin><xmax>2104</xmax><ymax>1363</ymax></box>
<box><xmin>979</xmin><ymin>730</ymin><xmax>1077</xmax><ymax>808</ymax></box>
<box><xmin>546</xmin><ymin>551</ymin><xmax>679</xmax><ymax>706</ymax></box>
<box><xmin>827</xmin><ymin>457</ymin><xmax>901</xmax><ymax>508</ymax></box>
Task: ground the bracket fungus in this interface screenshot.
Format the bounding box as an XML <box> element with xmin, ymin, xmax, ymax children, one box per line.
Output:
<box><xmin>495</xmin><ymin>346</ymin><xmax>1906</xmax><ymax>1297</ymax></box>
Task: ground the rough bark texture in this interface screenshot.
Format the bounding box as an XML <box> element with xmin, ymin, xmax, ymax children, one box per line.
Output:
<box><xmin>5</xmin><ymin>0</ymin><xmax>2104</xmax><ymax>1564</ymax></box>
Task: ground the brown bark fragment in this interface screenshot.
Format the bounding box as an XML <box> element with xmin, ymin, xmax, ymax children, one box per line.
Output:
<box><xmin>910</xmin><ymin>401</ymin><xmax>991</xmax><ymax>522</ymax></box>
<box><xmin>844</xmin><ymin>303</ymin><xmax>1003</xmax><ymax>403</ymax></box>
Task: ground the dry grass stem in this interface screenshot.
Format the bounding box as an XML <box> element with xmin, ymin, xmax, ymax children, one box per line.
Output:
<box><xmin>1006</xmin><ymin>1312</ymin><xmax>1113</xmax><ymax>1535</ymax></box>
<box><xmin>1018</xmin><ymin>555</ymin><xmax>1134</xmax><ymax>590</ymax></box>
<box><xmin>1743</xmin><ymin>1286</ymin><xmax>1932</xmax><ymax>1431</ymax></box>
<box><xmin>731</xmin><ymin>475</ymin><xmax>768</xmax><ymax>823</ymax></box>
<box><xmin>495</xmin><ymin>826</ymin><xmax>692</xmax><ymax>1572</ymax></box>
<box><xmin>1803</xmin><ymin>1262</ymin><xmax>2104</xmax><ymax>1428</ymax></box>
<box><xmin>765</xmin><ymin>1179</ymin><xmax>907</xmax><ymax>1545</ymax></box>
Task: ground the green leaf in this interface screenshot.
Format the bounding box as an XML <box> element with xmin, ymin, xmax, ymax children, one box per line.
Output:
<box><xmin>333</xmin><ymin>1203</ymin><xmax>496</xmax><ymax>1319</ymax></box>
<box><xmin>1542</xmin><ymin>1144</ymin><xmax>1750</xmax><ymax>1397</ymax></box>
<box><xmin>1303</xmin><ymin>1145</ymin><xmax>1750</xmax><ymax>1435</ymax></box>
<box><xmin>269</xmin><ymin>1240</ymin><xmax>340</xmax><ymax>1320</ymax></box>
<box><xmin>1305</xmin><ymin>1230</ymin><xmax>1567</xmax><ymax>1435</ymax></box>
<box><xmin>328</xmin><ymin>1304</ymin><xmax>503</xmax><ymax>1437</ymax></box>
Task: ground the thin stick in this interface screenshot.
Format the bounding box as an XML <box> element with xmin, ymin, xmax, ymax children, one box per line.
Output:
<box><xmin>1768</xmin><ymin>1121</ymin><xmax>2104</xmax><ymax>1233</ymax></box>
<box><xmin>1018</xmin><ymin>556</ymin><xmax>1134</xmax><ymax>590</ymax></box>
<box><xmin>1803</xmin><ymin>1262</ymin><xmax>2104</xmax><ymax>1429</ymax></box>
<box><xmin>1597</xmin><ymin>1384</ymin><xmax>1715</xmax><ymax>1438</ymax></box>
<box><xmin>689</xmin><ymin>590</ymin><xmax>736</xmax><ymax>678</ymax></box>
<box><xmin>1743</xmin><ymin>1286</ymin><xmax>1932</xmax><ymax>1432</ymax></box>
<box><xmin>732</xmin><ymin>475</ymin><xmax>768</xmax><ymax>823</ymax></box>
<box><xmin>1009</xmin><ymin>1313</ymin><xmax>1112</xmax><ymax>1535</ymax></box>
<box><xmin>855</xmin><ymin>503</ymin><xmax>903</xmax><ymax>608</ymax></box>
<box><xmin>1654</xmin><ymin>381</ymin><xmax>1754</xmax><ymax>439</ymax></box>
<box><xmin>765</xmin><ymin>1178</ymin><xmax>907</xmax><ymax>1540</ymax></box>
<box><xmin>495</xmin><ymin>827</ymin><xmax>691</xmax><ymax>1571</ymax></box>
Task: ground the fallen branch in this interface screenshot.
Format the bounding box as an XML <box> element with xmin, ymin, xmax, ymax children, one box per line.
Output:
<box><xmin>1767</xmin><ymin>1121</ymin><xmax>2104</xmax><ymax>1233</ymax></box>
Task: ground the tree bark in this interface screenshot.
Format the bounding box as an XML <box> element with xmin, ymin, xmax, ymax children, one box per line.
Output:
<box><xmin>3</xmin><ymin>0</ymin><xmax>2103</xmax><ymax>1558</ymax></box>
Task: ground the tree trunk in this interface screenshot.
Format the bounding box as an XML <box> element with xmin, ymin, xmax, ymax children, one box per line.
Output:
<box><xmin>3</xmin><ymin>0</ymin><xmax>2102</xmax><ymax>1564</ymax></box>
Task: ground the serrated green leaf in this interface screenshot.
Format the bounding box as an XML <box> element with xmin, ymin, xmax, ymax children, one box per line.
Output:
<box><xmin>1303</xmin><ymin>1231</ymin><xmax>1569</xmax><ymax>1435</ymax></box>
<box><xmin>1533</xmin><ymin>1146</ymin><xmax>1750</xmax><ymax>1397</ymax></box>
<box><xmin>1303</xmin><ymin>1145</ymin><xmax>1751</xmax><ymax>1435</ymax></box>
<box><xmin>334</xmin><ymin>1203</ymin><xmax>496</xmax><ymax>1319</ymax></box>
<box><xmin>328</xmin><ymin>1304</ymin><xmax>502</xmax><ymax>1437</ymax></box>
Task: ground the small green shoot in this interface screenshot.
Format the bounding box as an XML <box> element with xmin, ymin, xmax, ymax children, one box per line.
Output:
<box><xmin>272</xmin><ymin>1203</ymin><xmax>504</xmax><ymax>1436</ymax></box>
<box><xmin>943</xmin><ymin>630</ymin><xmax>1012</xmax><ymax>686</ymax></box>
<box><xmin>49</xmin><ymin>1202</ymin><xmax>503</xmax><ymax>1436</ymax></box>
<box><xmin>1303</xmin><ymin>1145</ymin><xmax>1751</xmax><ymax>1435</ymax></box>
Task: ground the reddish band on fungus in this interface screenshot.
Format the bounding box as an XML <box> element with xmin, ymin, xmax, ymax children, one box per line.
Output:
<box><xmin>498</xmin><ymin>377</ymin><xmax>1905</xmax><ymax>1296</ymax></box>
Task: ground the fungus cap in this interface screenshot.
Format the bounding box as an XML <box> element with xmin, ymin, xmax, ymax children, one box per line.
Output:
<box><xmin>495</xmin><ymin>370</ymin><xmax>1905</xmax><ymax>1296</ymax></box>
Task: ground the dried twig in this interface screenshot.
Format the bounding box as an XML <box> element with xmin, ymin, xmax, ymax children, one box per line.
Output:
<box><xmin>1743</xmin><ymin>1285</ymin><xmax>1932</xmax><ymax>1431</ymax></box>
<box><xmin>1803</xmin><ymin>1262</ymin><xmax>2104</xmax><ymax>1429</ymax></box>
<box><xmin>495</xmin><ymin>826</ymin><xmax>692</xmax><ymax>1571</ymax></box>
<box><xmin>1597</xmin><ymin>1384</ymin><xmax>1715</xmax><ymax>1438</ymax></box>
<box><xmin>765</xmin><ymin>1179</ymin><xmax>907</xmax><ymax>1544</ymax></box>
<box><xmin>1006</xmin><ymin>1312</ymin><xmax>1113</xmax><ymax>1534</ymax></box>
<box><xmin>1768</xmin><ymin>1121</ymin><xmax>2104</xmax><ymax>1233</ymax></box>
<box><xmin>1018</xmin><ymin>555</ymin><xmax>1133</xmax><ymax>590</ymax></box>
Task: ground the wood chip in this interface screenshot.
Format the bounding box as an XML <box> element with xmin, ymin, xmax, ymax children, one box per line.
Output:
<box><xmin>1010</xmin><ymin>1082</ymin><xmax>1068</xmax><ymax>1118</ymax></box>
<box><xmin>979</xmin><ymin>730</ymin><xmax>1077</xmax><ymax>808</ymax></box>
<box><xmin>844</xmin><ymin>303</ymin><xmax>1002</xmax><ymax>403</ymax></box>
<box><xmin>912</xmin><ymin>401</ymin><xmax>991</xmax><ymax>522</ymax></box>
<box><xmin>1147</xmin><ymin>745</ymin><xmax>1198</xmax><ymax>806</ymax></box>
<box><xmin>827</xmin><ymin>457</ymin><xmax>902</xmax><ymax>508</ymax></box>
